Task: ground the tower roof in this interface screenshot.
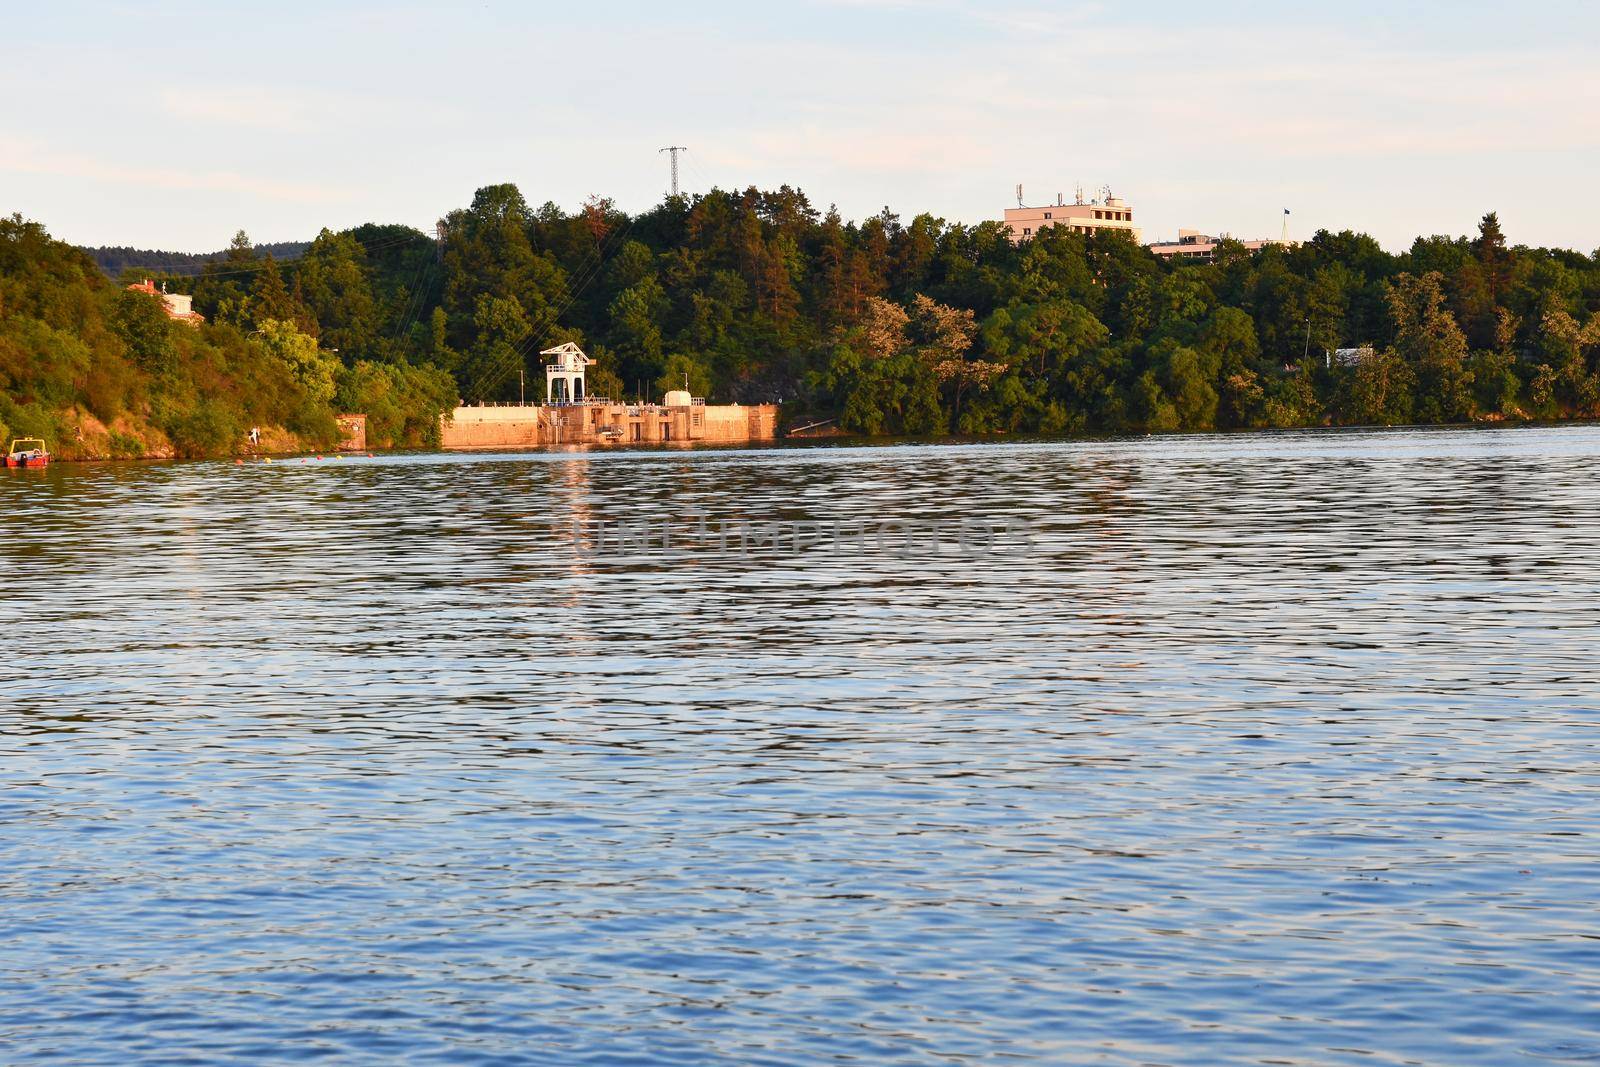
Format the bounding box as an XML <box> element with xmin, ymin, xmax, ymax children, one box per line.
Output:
<box><xmin>540</xmin><ymin>342</ymin><xmax>590</xmax><ymax>362</ymax></box>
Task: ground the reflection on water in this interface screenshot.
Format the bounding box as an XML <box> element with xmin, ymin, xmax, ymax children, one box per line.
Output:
<box><xmin>3</xmin><ymin>426</ymin><xmax>1600</xmax><ymax>1065</ymax></box>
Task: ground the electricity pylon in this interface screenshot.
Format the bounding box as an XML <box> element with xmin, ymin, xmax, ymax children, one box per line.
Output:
<box><xmin>659</xmin><ymin>146</ymin><xmax>687</xmax><ymax>197</ymax></box>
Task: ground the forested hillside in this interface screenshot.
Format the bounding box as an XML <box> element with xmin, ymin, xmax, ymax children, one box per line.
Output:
<box><xmin>5</xmin><ymin>183</ymin><xmax>1600</xmax><ymax>459</ymax></box>
<box><xmin>1</xmin><ymin>215</ymin><xmax>452</xmax><ymax>458</ymax></box>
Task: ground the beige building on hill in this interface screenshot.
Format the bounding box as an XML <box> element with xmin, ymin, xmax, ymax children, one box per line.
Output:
<box><xmin>126</xmin><ymin>279</ymin><xmax>205</xmax><ymax>326</ymax></box>
<box><xmin>1147</xmin><ymin>230</ymin><xmax>1293</xmax><ymax>263</ymax></box>
<box><xmin>1003</xmin><ymin>186</ymin><xmax>1140</xmax><ymax>244</ymax></box>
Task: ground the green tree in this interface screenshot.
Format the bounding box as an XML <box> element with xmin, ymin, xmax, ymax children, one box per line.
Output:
<box><xmin>111</xmin><ymin>288</ymin><xmax>178</xmax><ymax>374</ymax></box>
<box><xmin>1387</xmin><ymin>272</ymin><xmax>1473</xmax><ymax>421</ymax></box>
<box><xmin>252</xmin><ymin>253</ymin><xmax>315</xmax><ymax>333</ymax></box>
<box><xmin>981</xmin><ymin>299</ymin><xmax>1108</xmax><ymax>380</ymax></box>
<box><xmin>296</xmin><ymin>229</ymin><xmax>378</xmax><ymax>359</ymax></box>
<box><xmin>1342</xmin><ymin>351</ymin><xmax>1417</xmax><ymax>425</ymax></box>
<box><xmin>1473</xmin><ymin>212</ymin><xmax>1513</xmax><ymax>304</ymax></box>
<box><xmin>193</xmin><ymin>229</ymin><xmax>256</xmax><ymax>326</ymax></box>
<box><xmin>656</xmin><ymin>353</ymin><xmax>713</xmax><ymax>398</ymax></box>
<box><xmin>254</xmin><ymin>318</ymin><xmax>338</xmax><ymax>406</ymax></box>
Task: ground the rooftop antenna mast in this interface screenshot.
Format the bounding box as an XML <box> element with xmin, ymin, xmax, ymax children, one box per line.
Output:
<box><xmin>659</xmin><ymin>146</ymin><xmax>688</xmax><ymax>198</ymax></box>
<box><xmin>1074</xmin><ymin>182</ymin><xmax>1084</xmax><ymax>206</ymax></box>
<box><xmin>1016</xmin><ymin>183</ymin><xmax>1024</xmax><ymax>208</ymax></box>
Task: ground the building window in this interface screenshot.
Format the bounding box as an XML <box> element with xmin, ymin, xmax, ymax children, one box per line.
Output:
<box><xmin>1023</xmin><ymin>227</ymin><xmax>1031</xmax><ymax>235</ymax></box>
<box><xmin>1043</xmin><ymin>212</ymin><xmax>1052</xmax><ymax>219</ymax></box>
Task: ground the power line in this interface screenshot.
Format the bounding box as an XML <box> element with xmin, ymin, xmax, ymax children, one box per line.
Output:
<box><xmin>468</xmin><ymin>216</ymin><xmax>636</xmax><ymax>401</ymax></box>
<box><xmin>484</xmin><ymin>208</ymin><xmax>640</xmax><ymax>383</ymax></box>
<box><xmin>467</xmin><ymin>210</ymin><xmax>642</xmax><ymax>401</ymax></box>
<box><xmin>682</xmin><ymin>153</ymin><xmax>720</xmax><ymax>196</ymax></box>
<box><xmin>386</xmin><ymin>257</ymin><xmax>435</xmax><ymax>354</ymax></box>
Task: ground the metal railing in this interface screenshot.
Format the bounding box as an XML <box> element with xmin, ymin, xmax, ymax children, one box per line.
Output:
<box><xmin>458</xmin><ymin>395</ymin><xmax>724</xmax><ymax>410</ymax></box>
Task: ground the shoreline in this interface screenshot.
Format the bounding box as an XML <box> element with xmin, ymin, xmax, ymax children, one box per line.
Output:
<box><xmin>18</xmin><ymin>415</ymin><xmax>1597</xmax><ymax>467</ymax></box>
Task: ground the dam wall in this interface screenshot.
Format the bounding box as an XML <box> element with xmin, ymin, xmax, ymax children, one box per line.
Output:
<box><xmin>439</xmin><ymin>405</ymin><xmax>544</xmax><ymax>449</ymax></box>
<box><xmin>440</xmin><ymin>401</ymin><xmax>779</xmax><ymax>450</ymax></box>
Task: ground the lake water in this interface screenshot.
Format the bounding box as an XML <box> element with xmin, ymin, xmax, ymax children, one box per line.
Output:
<box><xmin>3</xmin><ymin>425</ymin><xmax>1598</xmax><ymax>1066</ymax></box>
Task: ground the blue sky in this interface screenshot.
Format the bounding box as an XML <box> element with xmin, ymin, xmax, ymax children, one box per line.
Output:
<box><xmin>4</xmin><ymin>0</ymin><xmax>1598</xmax><ymax>252</ymax></box>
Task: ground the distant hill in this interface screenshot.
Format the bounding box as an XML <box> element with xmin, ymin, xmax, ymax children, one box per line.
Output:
<box><xmin>83</xmin><ymin>241</ymin><xmax>311</xmax><ymax>278</ymax></box>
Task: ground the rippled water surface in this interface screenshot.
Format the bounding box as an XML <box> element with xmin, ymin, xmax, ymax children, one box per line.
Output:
<box><xmin>4</xmin><ymin>426</ymin><xmax>1600</xmax><ymax>1065</ymax></box>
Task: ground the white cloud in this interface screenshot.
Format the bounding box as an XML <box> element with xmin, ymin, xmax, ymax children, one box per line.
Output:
<box><xmin>157</xmin><ymin>86</ymin><xmax>462</xmax><ymax>134</ymax></box>
<box><xmin>0</xmin><ymin>137</ymin><xmax>355</xmax><ymax>204</ymax></box>
<box><xmin>158</xmin><ymin>88</ymin><xmax>319</xmax><ymax>133</ymax></box>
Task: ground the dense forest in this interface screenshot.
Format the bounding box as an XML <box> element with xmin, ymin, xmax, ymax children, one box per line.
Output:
<box><xmin>5</xmin><ymin>182</ymin><xmax>1600</xmax><ymax>459</ymax></box>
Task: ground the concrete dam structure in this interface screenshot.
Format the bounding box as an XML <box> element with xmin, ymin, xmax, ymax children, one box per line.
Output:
<box><xmin>439</xmin><ymin>342</ymin><xmax>777</xmax><ymax>450</ymax></box>
<box><xmin>440</xmin><ymin>399</ymin><xmax>778</xmax><ymax>450</ymax></box>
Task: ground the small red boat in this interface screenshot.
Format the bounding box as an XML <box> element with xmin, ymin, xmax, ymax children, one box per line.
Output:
<box><xmin>4</xmin><ymin>438</ymin><xmax>50</xmax><ymax>468</ymax></box>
